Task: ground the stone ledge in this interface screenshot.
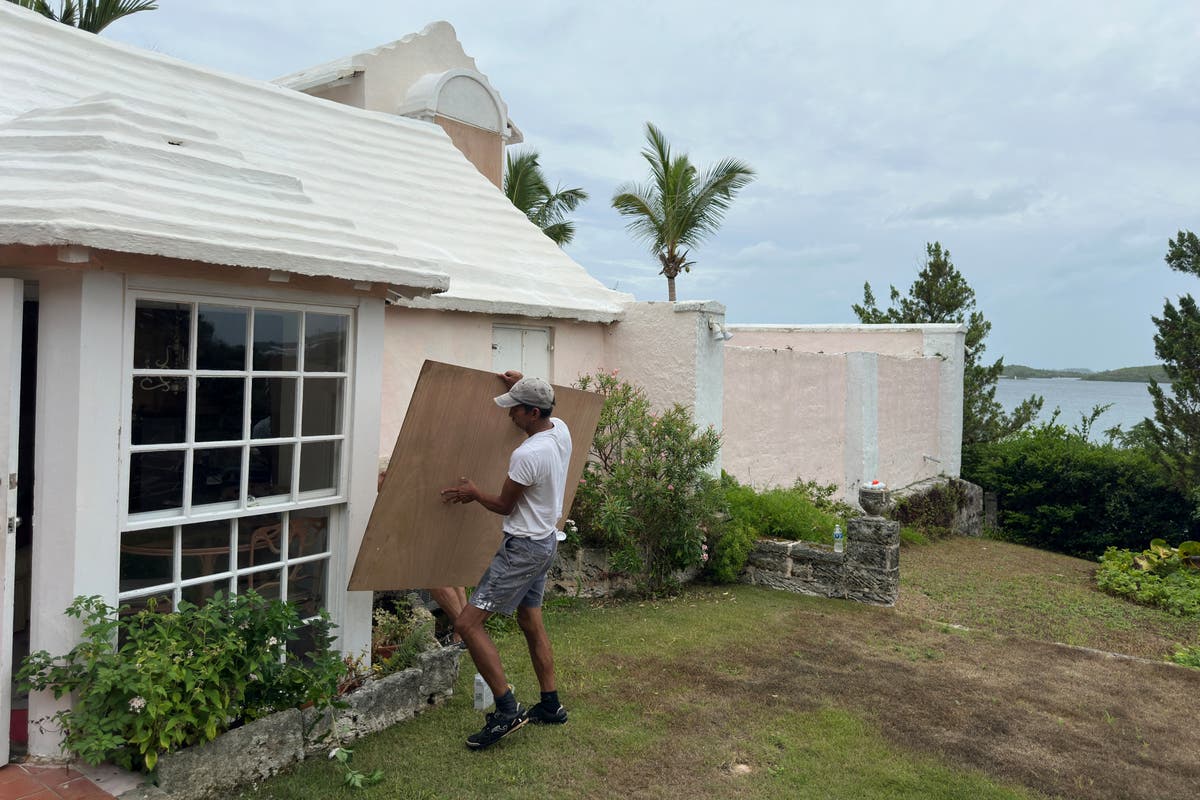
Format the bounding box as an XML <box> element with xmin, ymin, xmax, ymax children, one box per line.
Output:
<box><xmin>146</xmin><ymin>646</ymin><xmax>461</xmax><ymax>800</ymax></box>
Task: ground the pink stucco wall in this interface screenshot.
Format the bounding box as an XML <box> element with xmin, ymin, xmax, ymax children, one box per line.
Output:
<box><xmin>876</xmin><ymin>356</ymin><xmax>942</xmax><ymax>486</ymax></box>
<box><xmin>729</xmin><ymin>325</ymin><xmax>928</xmax><ymax>356</ymax></box>
<box><xmin>722</xmin><ymin>347</ymin><xmax>847</xmax><ymax>488</ymax></box>
<box><xmin>722</xmin><ymin>324</ymin><xmax>964</xmax><ymax>498</ymax></box>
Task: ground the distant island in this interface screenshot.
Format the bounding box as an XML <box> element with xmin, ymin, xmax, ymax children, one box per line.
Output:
<box><xmin>1003</xmin><ymin>364</ymin><xmax>1168</xmax><ymax>383</ymax></box>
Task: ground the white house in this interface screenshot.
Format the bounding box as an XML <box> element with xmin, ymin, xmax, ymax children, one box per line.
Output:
<box><xmin>0</xmin><ymin>5</ymin><xmax>636</xmax><ymax>761</ymax></box>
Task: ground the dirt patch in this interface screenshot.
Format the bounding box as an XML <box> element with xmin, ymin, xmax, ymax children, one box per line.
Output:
<box><xmin>591</xmin><ymin>602</ymin><xmax>1199</xmax><ymax>800</ymax></box>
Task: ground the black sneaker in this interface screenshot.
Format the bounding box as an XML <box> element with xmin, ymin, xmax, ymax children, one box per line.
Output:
<box><xmin>466</xmin><ymin>704</ymin><xmax>528</xmax><ymax>750</ymax></box>
<box><xmin>526</xmin><ymin>701</ymin><xmax>568</xmax><ymax>725</ymax></box>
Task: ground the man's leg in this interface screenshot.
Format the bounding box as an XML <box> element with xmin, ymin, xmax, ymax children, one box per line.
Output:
<box><xmin>454</xmin><ymin>603</ymin><xmax>509</xmax><ymax>695</ymax></box>
<box><xmin>516</xmin><ymin>605</ymin><xmax>555</xmax><ymax>692</ymax></box>
<box><xmin>517</xmin><ymin>604</ymin><xmax>567</xmax><ymax>724</ymax></box>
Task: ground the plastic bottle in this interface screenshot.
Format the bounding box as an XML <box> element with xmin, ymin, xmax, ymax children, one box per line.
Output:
<box><xmin>473</xmin><ymin>673</ymin><xmax>494</xmax><ymax>711</ymax></box>
<box><xmin>833</xmin><ymin>523</ymin><xmax>844</xmax><ymax>554</ymax></box>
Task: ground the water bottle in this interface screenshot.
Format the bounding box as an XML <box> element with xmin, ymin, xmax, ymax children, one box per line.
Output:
<box><xmin>473</xmin><ymin>673</ymin><xmax>494</xmax><ymax>711</ymax></box>
<box><xmin>833</xmin><ymin>523</ymin><xmax>844</xmax><ymax>554</ymax></box>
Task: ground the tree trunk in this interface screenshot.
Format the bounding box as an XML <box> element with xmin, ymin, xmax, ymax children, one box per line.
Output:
<box><xmin>666</xmin><ymin>275</ymin><xmax>676</xmax><ymax>302</ymax></box>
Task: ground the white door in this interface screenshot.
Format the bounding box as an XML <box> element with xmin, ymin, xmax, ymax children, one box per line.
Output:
<box><xmin>491</xmin><ymin>325</ymin><xmax>551</xmax><ymax>381</ymax></box>
<box><xmin>0</xmin><ymin>278</ymin><xmax>23</xmax><ymax>762</ymax></box>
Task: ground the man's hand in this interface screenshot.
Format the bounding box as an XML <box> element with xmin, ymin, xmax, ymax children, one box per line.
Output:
<box><xmin>440</xmin><ymin>477</ymin><xmax>479</xmax><ymax>504</ymax></box>
<box><xmin>498</xmin><ymin>370</ymin><xmax>523</xmax><ymax>389</ymax></box>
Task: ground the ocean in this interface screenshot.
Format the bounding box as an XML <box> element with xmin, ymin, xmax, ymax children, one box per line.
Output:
<box><xmin>993</xmin><ymin>377</ymin><xmax>1171</xmax><ymax>441</ymax></box>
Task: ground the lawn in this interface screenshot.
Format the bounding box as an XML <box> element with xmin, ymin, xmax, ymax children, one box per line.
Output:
<box><xmin>237</xmin><ymin>539</ymin><xmax>1199</xmax><ymax>800</ymax></box>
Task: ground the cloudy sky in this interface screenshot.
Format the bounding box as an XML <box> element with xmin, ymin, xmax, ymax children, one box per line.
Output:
<box><xmin>104</xmin><ymin>1</ymin><xmax>1199</xmax><ymax>370</ymax></box>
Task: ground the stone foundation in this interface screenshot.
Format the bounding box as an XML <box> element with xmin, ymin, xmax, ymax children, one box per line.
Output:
<box><xmin>742</xmin><ymin>516</ymin><xmax>900</xmax><ymax>606</ymax></box>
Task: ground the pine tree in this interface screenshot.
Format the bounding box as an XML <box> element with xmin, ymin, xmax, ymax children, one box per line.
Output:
<box><xmin>852</xmin><ymin>242</ymin><xmax>1042</xmax><ymax>445</ymax></box>
<box><xmin>1147</xmin><ymin>230</ymin><xmax>1200</xmax><ymax>507</ymax></box>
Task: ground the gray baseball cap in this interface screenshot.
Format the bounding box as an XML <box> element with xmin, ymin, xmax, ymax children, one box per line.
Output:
<box><xmin>494</xmin><ymin>376</ymin><xmax>555</xmax><ymax>409</ymax></box>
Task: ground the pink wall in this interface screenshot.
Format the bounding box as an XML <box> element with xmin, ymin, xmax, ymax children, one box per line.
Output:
<box><xmin>730</xmin><ymin>325</ymin><xmax>927</xmax><ymax>356</ymax></box>
<box><xmin>722</xmin><ymin>324</ymin><xmax>964</xmax><ymax>499</ymax></box>
<box><xmin>722</xmin><ymin>348</ymin><xmax>847</xmax><ymax>488</ymax></box>
<box><xmin>876</xmin><ymin>357</ymin><xmax>942</xmax><ymax>486</ymax></box>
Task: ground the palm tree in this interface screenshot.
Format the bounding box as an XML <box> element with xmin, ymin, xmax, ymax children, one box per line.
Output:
<box><xmin>503</xmin><ymin>149</ymin><xmax>589</xmax><ymax>247</ymax></box>
<box><xmin>7</xmin><ymin>0</ymin><xmax>157</xmax><ymax>33</ymax></box>
<box><xmin>612</xmin><ymin>122</ymin><xmax>755</xmax><ymax>301</ymax></box>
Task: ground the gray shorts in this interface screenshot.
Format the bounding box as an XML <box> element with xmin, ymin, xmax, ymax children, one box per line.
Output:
<box><xmin>470</xmin><ymin>533</ymin><xmax>557</xmax><ymax>615</ymax></box>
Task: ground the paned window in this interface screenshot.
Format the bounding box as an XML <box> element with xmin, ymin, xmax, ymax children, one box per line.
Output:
<box><xmin>121</xmin><ymin>297</ymin><xmax>351</xmax><ymax>613</ymax></box>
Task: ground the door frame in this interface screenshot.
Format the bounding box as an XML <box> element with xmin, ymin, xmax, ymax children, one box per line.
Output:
<box><xmin>0</xmin><ymin>278</ymin><xmax>25</xmax><ymax>762</ymax></box>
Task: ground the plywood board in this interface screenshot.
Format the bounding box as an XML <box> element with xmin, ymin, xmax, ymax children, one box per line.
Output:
<box><xmin>350</xmin><ymin>360</ymin><xmax>603</xmax><ymax>590</ymax></box>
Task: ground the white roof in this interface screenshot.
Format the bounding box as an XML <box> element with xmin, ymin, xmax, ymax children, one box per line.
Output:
<box><xmin>0</xmin><ymin>6</ymin><xmax>628</xmax><ymax>321</ymax></box>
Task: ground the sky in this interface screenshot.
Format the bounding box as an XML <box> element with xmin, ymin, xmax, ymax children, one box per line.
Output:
<box><xmin>102</xmin><ymin>1</ymin><xmax>1200</xmax><ymax>371</ymax></box>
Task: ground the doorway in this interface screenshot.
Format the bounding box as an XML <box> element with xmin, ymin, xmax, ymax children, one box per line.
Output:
<box><xmin>8</xmin><ymin>291</ymin><xmax>36</xmax><ymax>758</ymax></box>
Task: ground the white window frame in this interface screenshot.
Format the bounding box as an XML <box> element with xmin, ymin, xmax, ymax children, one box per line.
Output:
<box><xmin>117</xmin><ymin>290</ymin><xmax>356</xmax><ymax>614</ymax></box>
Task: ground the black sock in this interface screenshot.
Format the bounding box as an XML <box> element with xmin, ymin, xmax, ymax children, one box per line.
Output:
<box><xmin>540</xmin><ymin>690</ymin><xmax>559</xmax><ymax>709</ymax></box>
<box><xmin>495</xmin><ymin>688</ymin><xmax>517</xmax><ymax>715</ymax></box>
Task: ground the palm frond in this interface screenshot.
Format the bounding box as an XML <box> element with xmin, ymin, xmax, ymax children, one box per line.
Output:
<box><xmin>503</xmin><ymin>147</ymin><xmax>588</xmax><ymax>247</ymax></box>
<box><xmin>79</xmin><ymin>0</ymin><xmax>156</xmax><ymax>32</ymax></box>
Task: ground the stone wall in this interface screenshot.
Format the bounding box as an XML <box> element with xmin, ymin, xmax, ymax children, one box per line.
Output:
<box><xmin>149</xmin><ymin>647</ymin><xmax>461</xmax><ymax>800</ymax></box>
<box><xmin>741</xmin><ymin>516</ymin><xmax>901</xmax><ymax>606</ymax></box>
<box><xmin>890</xmin><ymin>476</ymin><xmax>983</xmax><ymax>536</ymax></box>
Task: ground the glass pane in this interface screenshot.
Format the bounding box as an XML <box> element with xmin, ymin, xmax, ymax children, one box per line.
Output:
<box><xmin>250</xmin><ymin>378</ymin><xmax>296</xmax><ymax>439</ymax></box>
<box><xmin>288</xmin><ymin>557</ymin><xmax>327</xmax><ymax>619</ymax></box>
<box><xmin>131</xmin><ymin>377</ymin><xmax>187</xmax><ymax>445</ymax></box>
<box><xmin>301</xmin><ymin>378</ymin><xmax>343</xmax><ymax>436</ymax></box>
<box><xmin>180</xmin><ymin>580</ymin><xmax>227</xmax><ymax>608</ymax></box>
<box><xmin>253</xmin><ymin>310</ymin><xmax>299</xmax><ymax>371</ymax></box>
<box><xmin>239</xmin><ymin>513</ymin><xmax>282</xmax><ymax>568</ymax></box>
<box><xmin>196</xmin><ymin>378</ymin><xmax>245</xmax><ymax>442</ymax></box>
<box><xmin>298</xmin><ymin>440</ymin><xmax>339</xmax><ymax>493</ymax></box>
<box><xmin>119</xmin><ymin>593</ymin><xmax>173</xmax><ymax>621</ymax></box>
<box><xmin>197</xmin><ymin>305</ymin><xmax>248</xmax><ymax>371</ymax></box>
<box><xmin>120</xmin><ymin>528</ymin><xmax>174</xmax><ymax>593</ymax></box>
<box><xmin>192</xmin><ymin>447</ymin><xmax>242</xmax><ymax>507</ymax></box>
<box><xmin>290</xmin><ymin>507</ymin><xmax>330</xmax><ymax>556</ymax></box>
<box><xmin>133</xmin><ymin>300</ymin><xmax>190</xmax><ymax>370</ymax></box>
<box><xmin>239</xmin><ymin>570</ymin><xmax>281</xmax><ymax>602</ymax></box>
<box><xmin>129</xmin><ymin>450</ymin><xmax>185</xmax><ymax>514</ymax></box>
<box><xmin>248</xmin><ymin>444</ymin><xmax>293</xmax><ymax>499</ymax></box>
<box><xmin>304</xmin><ymin>314</ymin><xmax>347</xmax><ymax>372</ymax></box>
<box><xmin>181</xmin><ymin>520</ymin><xmax>232</xmax><ymax>580</ymax></box>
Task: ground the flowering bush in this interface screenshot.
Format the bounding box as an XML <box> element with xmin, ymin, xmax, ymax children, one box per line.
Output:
<box><xmin>18</xmin><ymin>592</ymin><xmax>345</xmax><ymax>772</ymax></box>
<box><xmin>573</xmin><ymin>371</ymin><xmax>723</xmax><ymax>595</ymax></box>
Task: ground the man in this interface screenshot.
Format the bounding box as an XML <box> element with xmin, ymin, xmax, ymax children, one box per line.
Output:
<box><xmin>440</xmin><ymin>371</ymin><xmax>571</xmax><ymax>749</ymax></box>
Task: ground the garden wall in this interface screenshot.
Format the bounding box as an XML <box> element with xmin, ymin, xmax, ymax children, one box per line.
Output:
<box><xmin>741</xmin><ymin>516</ymin><xmax>901</xmax><ymax>606</ymax></box>
<box><xmin>143</xmin><ymin>647</ymin><xmax>461</xmax><ymax>800</ymax></box>
<box><xmin>722</xmin><ymin>324</ymin><xmax>965</xmax><ymax>503</ymax></box>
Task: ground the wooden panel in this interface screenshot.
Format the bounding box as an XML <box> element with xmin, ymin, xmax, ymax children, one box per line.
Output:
<box><xmin>349</xmin><ymin>360</ymin><xmax>603</xmax><ymax>590</ymax></box>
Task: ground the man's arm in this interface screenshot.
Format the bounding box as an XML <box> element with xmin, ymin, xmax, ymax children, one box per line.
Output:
<box><xmin>441</xmin><ymin>476</ymin><xmax>528</xmax><ymax>516</ymax></box>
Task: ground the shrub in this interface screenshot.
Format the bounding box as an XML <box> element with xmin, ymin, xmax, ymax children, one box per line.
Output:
<box><xmin>890</xmin><ymin>482</ymin><xmax>965</xmax><ymax>539</ymax></box>
<box><xmin>17</xmin><ymin>592</ymin><xmax>345</xmax><ymax>771</ymax></box>
<box><xmin>703</xmin><ymin>474</ymin><xmax>851</xmax><ymax>582</ymax></box>
<box><xmin>1171</xmin><ymin>645</ymin><xmax>1200</xmax><ymax>670</ymax></box>
<box><xmin>1095</xmin><ymin>540</ymin><xmax>1200</xmax><ymax>616</ymax></box>
<box><xmin>722</xmin><ymin>473</ymin><xmax>849</xmax><ymax>544</ymax></box>
<box><xmin>963</xmin><ymin>417</ymin><xmax>1199</xmax><ymax>558</ymax></box>
<box><xmin>370</xmin><ymin>597</ymin><xmax>438</xmax><ymax>678</ymax></box>
<box><xmin>573</xmin><ymin>371</ymin><xmax>722</xmax><ymax>595</ymax></box>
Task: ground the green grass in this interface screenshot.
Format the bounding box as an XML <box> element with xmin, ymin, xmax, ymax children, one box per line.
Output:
<box><xmin>238</xmin><ymin>590</ymin><xmax>1046</xmax><ymax>800</ymax></box>
<box><xmin>236</xmin><ymin>541</ymin><xmax>1200</xmax><ymax>800</ymax></box>
<box><xmin>898</xmin><ymin>537</ymin><xmax>1200</xmax><ymax>658</ymax></box>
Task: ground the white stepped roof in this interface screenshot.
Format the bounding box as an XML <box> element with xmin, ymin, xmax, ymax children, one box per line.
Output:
<box><xmin>0</xmin><ymin>6</ymin><xmax>628</xmax><ymax>321</ymax></box>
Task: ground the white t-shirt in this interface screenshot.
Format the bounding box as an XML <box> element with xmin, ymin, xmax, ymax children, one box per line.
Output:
<box><xmin>504</xmin><ymin>417</ymin><xmax>572</xmax><ymax>539</ymax></box>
